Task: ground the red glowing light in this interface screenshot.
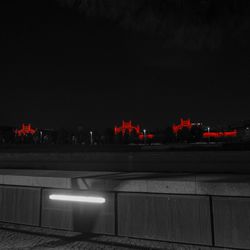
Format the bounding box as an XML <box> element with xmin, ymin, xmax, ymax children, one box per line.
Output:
<box><xmin>203</xmin><ymin>130</ymin><xmax>237</xmax><ymax>138</ymax></box>
<box><xmin>114</xmin><ymin>120</ymin><xmax>154</xmax><ymax>140</ymax></box>
<box><xmin>114</xmin><ymin>120</ymin><xmax>140</xmax><ymax>136</ymax></box>
<box><xmin>138</xmin><ymin>134</ymin><xmax>154</xmax><ymax>140</ymax></box>
<box><xmin>15</xmin><ymin>124</ymin><xmax>36</xmax><ymax>137</ymax></box>
<box><xmin>172</xmin><ymin>118</ymin><xmax>192</xmax><ymax>134</ymax></box>
<box><xmin>147</xmin><ymin>134</ymin><xmax>154</xmax><ymax>139</ymax></box>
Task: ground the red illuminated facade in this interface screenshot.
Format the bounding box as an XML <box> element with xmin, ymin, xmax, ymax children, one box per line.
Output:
<box><xmin>15</xmin><ymin>124</ymin><xmax>36</xmax><ymax>137</ymax></box>
<box><xmin>172</xmin><ymin>118</ymin><xmax>192</xmax><ymax>134</ymax></box>
<box><xmin>114</xmin><ymin>120</ymin><xmax>154</xmax><ymax>140</ymax></box>
<box><xmin>203</xmin><ymin>130</ymin><xmax>237</xmax><ymax>138</ymax></box>
<box><xmin>138</xmin><ymin>134</ymin><xmax>154</xmax><ymax>140</ymax></box>
<box><xmin>114</xmin><ymin>120</ymin><xmax>140</xmax><ymax>136</ymax></box>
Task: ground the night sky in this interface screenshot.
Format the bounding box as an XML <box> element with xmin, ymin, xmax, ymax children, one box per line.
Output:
<box><xmin>1</xmin><ymin>0</ymin><xmax>250</xmax><ymax>130</ymax></box>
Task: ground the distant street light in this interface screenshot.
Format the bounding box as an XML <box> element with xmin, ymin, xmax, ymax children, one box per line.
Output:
<box><xmin>207</xmin><ymin>126</ymin><xmax>210</xmax><ymax>143</ymax></box>
<box><xmin>143</xmin><ymin>129</ymin><xmax>147</xmax><ymax>145</ymax></box>
<box><xmin>40</xmin><ymin>131</ymin><xmax>43</xmax><ymax>143</ymax></box>
<box><xmin>90</xmin><ymin>131</ymin><xmax>93</xmax><ymax>145</ymax></box>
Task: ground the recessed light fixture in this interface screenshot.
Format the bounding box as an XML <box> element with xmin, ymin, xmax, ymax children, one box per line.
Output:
<box><xmin>49</xmin><ymin>194</ymin><xmax>106</xmax><ymax>204</ymax></box>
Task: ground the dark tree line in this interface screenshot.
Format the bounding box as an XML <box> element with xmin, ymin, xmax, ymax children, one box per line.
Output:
<box><xmin>0</xmin><ymin>125</ymin><xmax>205</xmax><ymax>145</ymax></box>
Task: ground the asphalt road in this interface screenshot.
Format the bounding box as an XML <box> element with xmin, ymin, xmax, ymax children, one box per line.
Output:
<box><xmin>0</xmin><ymin>150</ymin><xmax>250</xmax><ymax>173</ymax></box>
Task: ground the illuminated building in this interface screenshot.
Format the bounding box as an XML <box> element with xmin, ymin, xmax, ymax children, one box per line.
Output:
<box><xmin>114</xmin><ymin>120</ymin><xmax>154</xmax><ymax>140</ymax></box>
<box><xmin>172</xmin><ymin>118</ymin><xmax>192</xmax><ymax>134</ymax></box>
<box><xmin>203</xmin><ymin>130</ymin><xmax>237</xmax><ymax>138</ymax></box>
<box><xmin>172</xmin><ymin>118</ymin><xmax>238</xmax><ymax>140</ymax></box>
<box><xmin>114</xmin><ymin>120</ymin><xmax>140</xmax><ymax>136</ymax></box>
<box><xmin>138</xmin><ymin>133</ymin><xmax>154</xmax><ymax>140</ymax></box>
<box><xmin>15</xmin><ymin>124</ymin><xmax>36</xmax><ymax>137</ymax></box>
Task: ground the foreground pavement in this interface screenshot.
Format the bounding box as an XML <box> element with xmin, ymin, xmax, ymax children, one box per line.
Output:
<box><xmin>0</xmin><ymin>222</ymin><xmax>226</xmax><ymax>250</ymax></box>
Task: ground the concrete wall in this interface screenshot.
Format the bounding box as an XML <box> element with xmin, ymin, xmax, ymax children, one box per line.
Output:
<box><xmin>0</xmin><ymin>184</ymin><xmax>250</xmax><ymax>249</ymax></box>
<box><xmin>0</xmin><ymin>186</ymin><xmax>40</xmax><ymax>226</ymax></box>
<box><xmin>118</xmin><ymin>193</ymin><xmax>212</xmax><ymax>245</ymax></box>
<box><xmin>213</xmin><ymin>197</ymin><xmax>250</xmax><ymax>249</ymax></box>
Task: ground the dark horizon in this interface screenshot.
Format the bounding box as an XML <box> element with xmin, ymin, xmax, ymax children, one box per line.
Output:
<box><xmin>1</xmin><ymin>0</ymin><xmax>250</xmax><ymax>130</ymax></box>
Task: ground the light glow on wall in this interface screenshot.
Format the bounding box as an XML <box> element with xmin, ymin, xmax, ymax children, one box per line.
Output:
<box><xmin>49</xmin><ymin>194</ymin><xmax>106</xmax><ymax>204</ymax></box>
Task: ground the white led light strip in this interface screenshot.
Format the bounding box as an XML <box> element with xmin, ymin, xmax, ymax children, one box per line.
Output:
<box><xmin>49</xmin><ymin>194</ymin><xmax>106</xmax><ymax>204</ymax></box>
